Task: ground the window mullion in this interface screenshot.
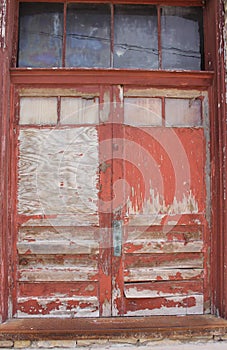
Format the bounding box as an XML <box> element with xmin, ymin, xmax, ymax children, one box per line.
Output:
<box><xmin>62</xmin><ymin>2</ymin><xmax>67</xmax><ymax>67</ymax></box>
<box><xmin>110</xmin><ymin>4</ymin><xmax>114</xmax><ymax>68</ymax></box>
<box><xmin>157</xmin><ymin>5</ymin><xmax>162</xmax><ymax>70</ymax></box>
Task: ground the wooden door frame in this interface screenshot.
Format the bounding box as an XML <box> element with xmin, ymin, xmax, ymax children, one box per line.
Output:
<box><xmin>0</xmin><ymin>0</ymin><xmax>227</xmax><ymax>327</ymax></box>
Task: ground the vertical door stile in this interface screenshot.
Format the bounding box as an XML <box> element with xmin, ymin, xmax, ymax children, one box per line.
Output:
<box><xmin>111</xmin><ymin>85</ymin><xmax>125</xmax><ymax>316</ymax></box>
<box><xmin>98</xmin><ymin>86</ymin><xmax>113</xmax><ymax>316</ymax></box>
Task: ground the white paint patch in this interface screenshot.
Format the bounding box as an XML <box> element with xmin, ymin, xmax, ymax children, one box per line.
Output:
<box><xmin>0</xmin><ymin>0</ymin><xmax>6</xmax><ymax>49</ymax></box>
<box><xmin>128</xmin><ymin>189</ymin><xmax>198</xmax><ymax>216</ymax></box>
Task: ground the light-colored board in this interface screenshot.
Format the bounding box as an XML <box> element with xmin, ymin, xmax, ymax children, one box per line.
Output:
<box><xmin>165</xmin><ymin>98</ymin><xmax>201</xmax><ymax>127</ymax></box>
<box><xmin>20</xmin><ymin>97</ymin><xmax>58</xmax><ymax>125</ymax></box>
<box><xmin>18</xmin><ymin>127</ymin><xmax>99</xmax><ymax>225</ymax></box>
<box><xmin>124</xmin><ymin>97</ymin><xmax>162</xmax><ymax>126</ymax></box>
<box><xmin>18</xmin><ymin>226</ymin><xmax>99</xmax><ymax>242</ymax></box>
<box><xmin>60</xmin><ymin>97</ymin><xmax>99</xmax><ymax>124</ymax></box>
<box><xmin>17</xmin><ymin>241</ymin><xmax>99</xmax><ymax>255</ymax></box>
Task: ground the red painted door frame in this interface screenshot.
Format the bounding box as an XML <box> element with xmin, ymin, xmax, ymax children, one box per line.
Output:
<box><xmin>0</xmin><ymin>0</ymin><xmax>227</xmax><ymax>323</ymax></box>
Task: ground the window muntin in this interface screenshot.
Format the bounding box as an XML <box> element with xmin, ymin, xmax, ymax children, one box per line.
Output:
<box><xmin>17</xmin><ymin>2</ymin><xmax>204</xmax><ymax>70</ymax></box>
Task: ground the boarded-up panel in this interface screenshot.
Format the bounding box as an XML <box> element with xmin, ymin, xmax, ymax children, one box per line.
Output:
<box><xmin>124</xmin><ymin>97</ymin><xmax>162</xmax><ymax>126</ymax></box>
<box><xmin>18</xmin><ymin>127</ymin><xmax>99</xmax><ymax>224</ymax></box>
<box><xmin>60</xmin><ymin>97</ymin><xmax>99</xmax><ymax>124</ymax></box>
<box><xmin>165</xmin><ymin>98</ymin><xmax>202</xmax><ymax>126</ymax></box>
<box><xmin>20</xmin><ymin>97</ymin><xmax>58</xmax><ymax>125</ymax></box>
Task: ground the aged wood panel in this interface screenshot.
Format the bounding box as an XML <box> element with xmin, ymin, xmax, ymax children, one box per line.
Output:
<box><xmin>124</xmin><ymin>280</ymin><xmax>203</xmax><ymax>298</ymax></box>
<box><xmin>60</xmin><ymin>97</ymin><xmax>99</xmax><ymax>124</ymax></box>
<box><xmin>18</xmin><ymin>127</ymin><xmax>99</xmax><ymax>224</ymax></box>
<box><xmin>124</xmin><ymin>295</ymin><xmax>204</xmax><ymax>316</ymax></box>
<box><xmin>20</xmin><ymin>97</ymin><xmax>58</xmax><ymax>125</ymax></box>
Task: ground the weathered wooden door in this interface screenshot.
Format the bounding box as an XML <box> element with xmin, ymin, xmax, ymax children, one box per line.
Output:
<box><xmin>110</xmin><ymin>86</ymin><xmax>210</xmax><ymax>316</ymax></box>
<box><xmin>15</xmin><ymin>84</ymin><xmax>210</xmax><ymax>318</ymax></box>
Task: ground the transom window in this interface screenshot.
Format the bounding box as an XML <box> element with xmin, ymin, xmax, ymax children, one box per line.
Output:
<box><xmin>18</xmin><ymin>2</ymin><xmax>204</xmax><ymax>70</ymax></box>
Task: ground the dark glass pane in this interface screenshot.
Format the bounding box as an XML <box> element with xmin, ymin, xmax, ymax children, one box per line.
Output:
<box><xmin>114</xmin><ymin>5</ymin><xmax>158</xmax><ymax>69</ymax></box>
<box><xmin>66</xmin><ymin>4</ymin><xmax>111</xmax><ymax>68</ymax></box>
<box><xmin>18</xmin><ymin>3</ymin><xmax>63</xmax><ymax>68</ymax></box>
<box><xmin>161</xmin><ymin>7</ymin><xmax>204</xmax><ymax>70</ymax></box>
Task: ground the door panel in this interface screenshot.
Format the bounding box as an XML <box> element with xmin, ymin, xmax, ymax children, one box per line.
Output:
<box><xmin>16</xmin><ymin>87</ymin><xmax>111</xmax><ymax>318</ymax></box>
<box><xmin>15</xmin><ymin>85</ymin><xmax>210</xmax><ymax>318</ymax></box>
<box><xmin>111</xmin><ymin>87</ymin><xmax>210</xmax><ymax>316</ymax></box>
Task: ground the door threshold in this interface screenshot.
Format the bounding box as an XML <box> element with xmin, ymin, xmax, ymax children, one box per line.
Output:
<box><xmin>0</xmin><ymin>315</ymin><xmax>227</xmax><ymax>341</ymax></box>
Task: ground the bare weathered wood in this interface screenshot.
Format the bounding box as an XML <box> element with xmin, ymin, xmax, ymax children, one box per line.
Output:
<box><xmin>18</xmin><ymin>127</ymin><xmax>99</xmax><ymax>223</ymax></box>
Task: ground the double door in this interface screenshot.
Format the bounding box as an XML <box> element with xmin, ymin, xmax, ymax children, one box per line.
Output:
<box><xmin>15</xmin><ymin>84</ymin><xmax>209</xmax><ymax>317</ymax></box>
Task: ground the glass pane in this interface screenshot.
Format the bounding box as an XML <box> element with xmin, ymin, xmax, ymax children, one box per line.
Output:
<box><xmin>124</xmin><ymin>98</ymin><xmax>162</xmax><ymax>126</ymax></box>
<box><xmin>161</xmin><ymin>7</ymin><xmax>204</xmax><ymax>70</ymax></box>
<box><xmin>18</xmin><ymin>3</ymin><xmax>63</xmax><ymax>68</ymax></box>
<box><xmin>114</xmin><ymin>5</ymin><xmax>158</xmax><ymax>69</ymax></box>
<box><xmin>66</xmin><ymin>4</ymin><xmax>111</xmax><ymax>68</ymax></box>
<box><xmin>165</xmin><ymin>98</ymin><xmax>202</xmax><ymax>126</ymax></box>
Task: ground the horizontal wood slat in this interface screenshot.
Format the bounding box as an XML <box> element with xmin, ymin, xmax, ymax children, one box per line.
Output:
<box><xmin>124</xmin><ymin>295</ymin><xmax>204</xmax><ymax>316</ymax></box>
<box><xmin>18</xmin><ymin>282</ymin><xmax>98</xmax><ymax>298</ymax></box>
<box><xmin>124</xmin><ymin>267</ymin><xmax>203</xmax><ymax>282</ymax></box>
<box><xmin>124</xmin><ymin>280</ymin><xmax>203</xmax><ymax>298</ymax></box>
<box><xmin>17</xmin><ymin>297</ymin><xmax>99</xmax><ymax>318</ymax></box>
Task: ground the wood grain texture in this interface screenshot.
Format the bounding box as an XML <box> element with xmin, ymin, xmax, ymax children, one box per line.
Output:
<box><xmin>18</xmin><ymin>127</ymin><xmax>99</xmax><ymax>224</ymax></box>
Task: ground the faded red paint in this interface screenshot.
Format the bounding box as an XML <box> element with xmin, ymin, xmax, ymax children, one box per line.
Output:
<box><xmin>0</xmin><ymin>0</ymin><xmax>226</xmax><ymax>330</ymax></box>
